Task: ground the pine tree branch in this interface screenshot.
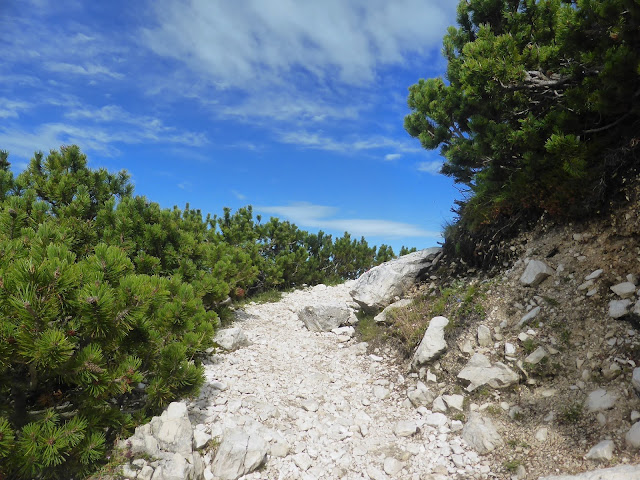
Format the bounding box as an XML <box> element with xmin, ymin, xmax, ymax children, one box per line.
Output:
<box><xmin>584</xmin><ymin>112</ymin><xmax>633</xmax><ymax>134</ymax></box>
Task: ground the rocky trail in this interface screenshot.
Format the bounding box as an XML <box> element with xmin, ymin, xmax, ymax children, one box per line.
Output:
<box><xmin>201</xmin><ymin>282</ymin><xmax>488</xmax><ymax>480</ymax></box>
<box><xmin>120</xmin><ymin>280</ymin><xmax>491</xmax><ymax>480</ymax></box>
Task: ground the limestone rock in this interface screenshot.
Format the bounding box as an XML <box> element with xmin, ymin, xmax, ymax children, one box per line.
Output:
<box><xmin>432</xmin><ymin>396</ymin><xmax>447</xmax><ymax>413</ymax></box>
<box><xmin>193</xmin><ymin>429</ymin><xmax>211</xmax><ymax>450</ymax></box>
<box><xmin>520</xmin><ymin>260</ymin><xmax>555</xmax><ymax>287</ymax></box>
<box><xmin>610</xmin><ymin>282</ymin><xmax>636</xmax><ymax>299</ymax></box>
<box><xmin>374</xmin><ymin>298</ymin><xmax>413</xmax><ymax>323</ymax></box>
<box><xmin>633</xmin><ymin>367</ymin><xmax>640</xmax><ymax>394</ymax></box>
<box><xmin>585</xmin><ymin>440</ymin><xmax>614</xmax><ymax>462</ymax></box>
<box><xmin>411</xmin><ymin>316</ymin><xmax>449</xmax><ymax>369</ymax></box>
<box><xmin>457</xmin><ymin>353</ymin><xmax>519</xmax><ymax>391</ymax></box>
<box><xmin>158</xmin><ymin>452</ymin><xmax>196</xmax><ymax>480</ymax></box>
<box><xmin>442</xmin><ymin>394</ymin><xmax>464</xmax><ymax>411</ymax></box>
<box><xmin>538</xmin><ymin>465</ymin><xmax>640</xmax><ymax>479</ymax></box>
<box><xmin>519</xmin><ymin>306</ymin><xmax>541</xmax><ymax>327</ymax></box>
<box><xmin>215</xmin><ymin>327</ymin><xmax>250</xmax><ymax>352</ymax></box>
<box><xmin>477</xmin><ymin>325</ymin><xmax>492</xmax><ymax>347</ymax></box>
<box><xmin>585</xmin><ymin>389</ymin><xmax>618</xmax><ymax>413</ymax></box>
<box><xmin>210</xmin><ymin>428</ymin><xmax>268</xmax><ymax>480</ymax></box>
<box><xmin>535</xmin><ymin>427</ymin><xmax>548</xmax><ymax>443</ymax></box>
<box><xmin>407</xmin><ymin>381</ymin><xmax>435</xmax><ymax>407</ymax></box>
<box><xmin>585</xmin><ymin>269</ymin><xmax>604</xmax><ymax>281</ymax></box>
<box><xmin>139</xmin><ymin>465</ymin><xmax>154</xmax><ymax>480</ymax></box>
<box><xmin>150</xmin><ymin>402</ymin><xmax>194</xmax><ymax>455</ymax></box>
<box><xmin>350</xmin><ymin>248</ymin><xmax>441</xmax><ymax>312</ymax></box>
<box><xmin>393</xmin><ymin>420</ymin><xmax>417</xmax><ymax>437</ymax></box>
<box><xmin>609</xmin><ymin>299</ymin><xmax>632</xmax><ymax>319</ymax></box>
<box><xmin>626</xmin><ymin>421</ymin><xmax>640</xmax><ymax>449</ymax></box>
<box><xmin>292</xmin><ymin>453</ymin><xmax>312</xmax><ymax>471</ymax></box>
<box><xmin>331</xmin><ymin>326</ymin><xmax>355</xmax><ymax>337</ymax></box>
<box><xmin>524</xmin><ymin>346</ymin><xmax>547</xmax><ymax>365</ymax></box>
<box><xmin>462</xmin><ymin>412</ymin><xmax>503</xmax><ymax>454</ymax></box>
<box><xmin>297</xmin><ymin>303</ymin><xmax>351</xmax><ymax>332</ymax></box>
<box><xmin>425</xmin><ymin>412</ymin><xmax>448</xmax><ymax>427</ymax></box>
<box><xmin>383</xmin><ymin>457</ymin><xmax>405</xmax><ymax>476</ymax></box>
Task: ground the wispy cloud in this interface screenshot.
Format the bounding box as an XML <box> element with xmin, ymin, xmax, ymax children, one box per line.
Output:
<box><xmin>143</xmin><ymin>1</ymin><xmax>454</xmax><ymax>88</ymax></box>
<box><xmin>385</xmin><ymin>153</ymin><xmax>402</xmax><ymax>161</ymax></box>
<box><xmin>218</xmin><ymin>95</ymin><xmax>360</xmax><ymax>123</ymax></box>
<box><xmin>417</xmin><ymin>160</ymin><xmax>442</xmax><ymax>174</ymax></box>
<box><xmin>232</xmin><ymin>190</ymin><xmax>246</xmax><ymax>200</ymax></box>
<box><xmin>137</xmin><ymin>0</ymin><xmax>456</xmax><ymax>135</ymax></box>
<box><xmin>257</xmin><ymin>202</ymin><xmax>441</xmax><ymax>238</ymax></box>
<box><xmin>45</xmin><ymin>62</ymin><xmax>124</xmax><ymax>79</ymax></box>
<box><xmin>0</xmin><ymin>117</ymin><xmax>208</xmax><ymax>161</ymax></box>
<box><xmin>278</xmin><ymin>131</ymin><xmax>421</xmax><ymax>154</ymax></box>
<box><xmin>0</xmin><ymin>98</ymin><xmax>32</xmax><ymax>119</ymax></box>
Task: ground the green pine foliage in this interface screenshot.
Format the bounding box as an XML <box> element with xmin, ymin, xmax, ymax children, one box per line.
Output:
<box><xmin>0</xmin><ymin>145</ymin><xmax>413</xmax><ymax>478</ymax></box>
<box><xmin>405</xmin><ymin>0</ymin><xmax>640</xmax><ymax>237</ymax></box>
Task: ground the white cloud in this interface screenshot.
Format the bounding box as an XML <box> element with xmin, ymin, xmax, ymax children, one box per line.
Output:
<box><xmin>385</xmin><ymin>153</ymin><xmax>402</xmax><ymax>161</ymax></box>
<box><xmin>45</xmin><ymin>61</ymin><xmax>124</xmax><ymax>79</ymax></box>
<box><xmin>143</xmin><ymin>0</ymin><xmax>454</xmax><ymax>88</ymax></box>
<box><xmin>137</xmin><ymin>0</ymin><xmax>457</xmax><ymax>132</ymax></box>
<box><xmin>63</xmin><ymin>105</ymin><xmax>209</xmax><ymax>146</ymax></box>
<box><xmin>417</xmin><ymin>160</ymin><xmax>442</xmax><ymax>174</ymax></box>
<box><xmin>218</xmin><ymin>94</ymin><xmax>360</xmax><ymax>123</ymax></box>
<box><xmin>258</xmin><ymin>203</ymin><xmax>338</xmax><ymax>222</ymax></box>
<box><xmin>0</xmin><ymin>98</ymin><xmax>32</xmax><ymax>119</ymax></box>
<box><xmin>232</xmin><ymin>190</ymin><xmax>246</xmax><ymax>200</ymax></box>
<box><xmin>0</xmin><ymin>117</ymin><xmax>208</xmax><ymax>162</ymax></box>
<box><xmin>278</xmin><ymin>131</ymin><xmax>421</xmax><ymax>154</ymax></box>
<box><xmin>256</xmin><ymin>202</ymin><xmax>441</xmax><ymax>238</ymax></box>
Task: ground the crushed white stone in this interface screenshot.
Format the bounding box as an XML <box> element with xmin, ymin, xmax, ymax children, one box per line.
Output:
<box><xmin>197</xmin><ymin>282</ymin><xmax>490</xmax><ymax>479</ymax></box>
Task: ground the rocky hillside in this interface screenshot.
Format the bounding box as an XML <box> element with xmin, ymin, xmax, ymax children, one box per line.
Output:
<box><xmin>389</xmin><ymin>174</ymin><xmax>640</xmax><ymax>479</ymax></box>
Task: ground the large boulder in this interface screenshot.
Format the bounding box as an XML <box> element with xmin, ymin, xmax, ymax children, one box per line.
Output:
<box><xmin>457</xmin><ymin>353</ymin><xmax>519</xmax><ymax>391</ymax></box>
<box><xmin>350</xmin><ymin>248</ymin><xmax>441</xmax><ymax>312</ymax></box>
<box><xmin>211</xmin><ymin>428</ymin><xmax>269</xmax><ymax>480</ymax></box>
<box><xmin>298</xmin><ymin>304</ymin><xmax>352</xmax><ymax>332</ymax></box>
<box><xmin>411</xmin><ymin>316</ymin><xmax>449</xmax><ymax>369</ymax></box>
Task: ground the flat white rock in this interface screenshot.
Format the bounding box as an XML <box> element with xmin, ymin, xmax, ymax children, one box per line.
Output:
<box><xmin>520</xmin><ymin>260</ymin><xmax>554</xmax><ymax>286</ymax></box>
<box><xmin>457</xmin><ymin>353</ymin><xmax>519</xmax><ymax>391</ymax></box>
<box><xmin>585</xmin><ymin>440</ymin><xmax>614</xmax><ymax>462</ymax></box>
<box><xmin>610</xmin><ymin>282</ymin><xmax>636</xmax><ymax>298</ymax></box>
<box><xmin>411</xmin><ymin>316</ymin><xmax>449</xmax><ymax>369</ymax></box>
<box><xmin>585</xmin><ymin>389</ymin><xmax>618</xmax><ymax>413</ymax></box>
<box><xmin>462</xmin><ymin>412</ymin><xmax>503</xmax><ymax>455</ymax></box>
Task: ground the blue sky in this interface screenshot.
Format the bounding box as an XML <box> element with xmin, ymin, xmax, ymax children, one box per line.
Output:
<box><xmin>1</xmin><ymin>0</ymin><xmax>462</xmax><ymax>253</ymax></box>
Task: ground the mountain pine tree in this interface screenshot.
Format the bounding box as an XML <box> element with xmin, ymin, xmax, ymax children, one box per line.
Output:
<box><xmin>405</xmin><ymin>0</ymin><xmax>640</xmax><ymax>232</ymax></box>
<box><xmin>0</xmin><ymin>145</ymin><xmax>405</xmax><ymax>477</ymax></box>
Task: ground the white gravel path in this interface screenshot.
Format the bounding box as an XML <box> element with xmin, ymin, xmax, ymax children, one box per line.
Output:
<box><xmin>197</xmin><ymin>282</ymin><xmax>492</xmax><ymax>479</ymax></box>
